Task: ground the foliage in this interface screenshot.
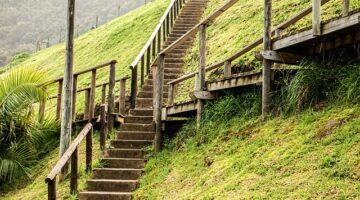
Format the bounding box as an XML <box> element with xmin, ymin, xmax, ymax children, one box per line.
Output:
<box><xmin>0</xmin><ymin>67</ymin><xmax>59</xmax><ymax>183</ymax></box>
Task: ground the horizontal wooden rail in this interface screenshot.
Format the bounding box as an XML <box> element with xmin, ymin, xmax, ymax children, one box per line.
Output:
<box><xmin>44</xmin><ymin>60</ymin><xmax>117</xmax><ymax>86</ymax></box>
<box><xmin>45</xmin><ymin>123</ymin><xmax>92</xmax><ymax>182</ymax></box>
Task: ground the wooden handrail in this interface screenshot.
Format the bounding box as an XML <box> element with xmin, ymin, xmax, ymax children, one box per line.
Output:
<box><xmin>130</xmin><ymin>0</ymin><xmax>182</xmax><ymax>68</ymax></box>
<box><xmin>44</xmin><ymin>60</ymin><xmax>116</xmax><ymax>86</ymax></box>
<box><xmin>166</xmin><ymin>0</ymin><xmax>332</xmax><ymax>86</ymax></box>
<box><xmin>45</xmin><ymin>123</ymin><xmax>93</xmax><ymax>183</ymax></box>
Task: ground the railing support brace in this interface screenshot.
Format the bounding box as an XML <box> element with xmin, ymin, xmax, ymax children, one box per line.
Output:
<box><xmin>196</xmin><ymin>24</ymin><xmax>207</xmax><ymax>129</ymax></box>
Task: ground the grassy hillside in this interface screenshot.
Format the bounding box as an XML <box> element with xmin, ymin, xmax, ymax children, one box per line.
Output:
<box><xmin>175</xmin><ymin>0</ymin><xmax>360</xmax><ymax>103</ymax></box>
<box><xmin>2</xmin><ymin>0</ymin><xmax>169</xmax><ymax>117</ymax></box>
<box><xmin>134</xmin><ymin>95</ymin><xmax>360</xmax><ymax>199</ymax></box>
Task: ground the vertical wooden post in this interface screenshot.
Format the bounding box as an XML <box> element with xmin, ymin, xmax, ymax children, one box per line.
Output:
<box><xmin>70</xmin><ymin>147</ymin><xmax>78</xmax><ymax>194</ymax></box>
<box><xmin>86</xmin><ymin>126</ymin><xmax>93</xmax><ymax>172</ymax></box>
<box><xmin>100</xmin><ymin>105</ymin><xmax>107</xmax><ymax>150</ymax></box>
<box><xmin>108</xmin><ymin>61</ymin><xmax>116</xmax><ymax>132</ymax></box>
<box><xmin>157</xmin><ymin>29</ymin><xmax>161</xmax><ymax>54</ymax></box>
<box><xmin>312</xmin><ymin>0</ymin><xmax>321</xmax><ymax>36</ymax></box>
<box><xmin>89</xmin><ymin>69</ymin><xmax>97</xmax><ymax>121</ymax></box>
<box><xmin>196</xmin><ymin>24</ymin><xmax>206</xmax><ymax>129</ymax></box>
<box><xmin>224</xmin><ymin>60</ymin><xmax>232</xmax><ymax>78</ymax></box>
<box><xmin>168</xmin><ymin>83</ymin><xmax>174</xmax><ymax>106</ymax></box>
<box><xmin>56</xmin><ymin>80</ymin><xmax>63</xmax><ymax>121</ymax></box>
<box><xmin>119</xmin><ymin>79</ymin><xmax>126</xmax><ymax>115</ymax></box>
<box><xmin>170</xmin><ymin>7</ymin><xmax>174</xmax><ymax>28</ymax></box>
<box><xmin>163</xmin><ymin>22</ymin><xmax>166</xmax><ymax>42</ymax></box>
<box><xmin>146</xmin><ymin>47</ymin><xmax>151</xmax><ymax>75</ymax></box>
<box><xmin>130</xmin><ymin>65</ymin><xmax>138</xmax><ymax>109</ymax></box>
<box><xmin>72</xmin><ymin>75</ymin><xmax>78</xmax><ymax>120</ymax></box>
<box><xmin>342</xmin><ymin>0</ymin><xmax>349</xmax><ymax>17</ymax></box>
<box><xmin>101</xmin><ymin>84</ymin><xmax>107</xmax><ymax>104</ymax></box>
<box><xmin>39</xmin><ymin>86</ymin><xmax>46</xmax><ymax>122</ymax></box>
<box><xmin>47</xmin><ymin>178</ymin><xmax>56</xmax><ymax>200</ymax></box>
<box><xmin>153</xmin><ymin>54</ymin><xmax>165</xmax><ymax>153</ymax></box>
<box><xmin>84</xmin><ymin>89</ymin><xmax>90</xmax><ymax>120</ymax></box>
<box><xmin>262</xmin><ymin>0</ymin><xmax>272</xmax><ymax>119</ymax></box>
<box><xmin>60</xmin><ymin>0</ymin><xmax>75</xmax><ymax>165</ymax></box>
<box><xmin>166</xmin><ymin>15</ymin><xmax>170</xmax><ymax>36</ymax></box>
<box><xmin>152</xmin><ymin>39</ymin><xmax>156</xmax><ymax>58</ymax></box>
<box><xmin>141</xmin><ymin>55</ymin><xmax>145</xmax><ymax>87</ymax></box>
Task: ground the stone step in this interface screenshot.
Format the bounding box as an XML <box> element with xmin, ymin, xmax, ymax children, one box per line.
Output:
<box><xmin>148</xmin><ymin>73</ymin><xmax>179</xmax><ymax>79</ymax></box>
<box><xmin>78</xmin><ymin>191</ymin><xmax>132</xmax><ymax>200</ymax></box>
<box><xmin>164</xmin><ymin>67</ymin><xmax>183</xmax><ymax>73</ymax></box>
<box><xmin>120</xmin><ymin>123</ymin><xmax>155</xmax><ymax>132</ymax></box>
<box><xmin>102</xmin><ymin>157</ymin><xmax>146</xmax><ymax>168</ymax></box>
<box><xmin>124</xmin><ymin>115</ymin><xmax>153</xmax><ymax>123</ymax></box>
<box><xmin>93</xmin><ymin>168</ymin><xmax>143</xmax><ymax>180</ymax></box>
<box><xmin>111</xmin><ymin>139</ymin><xmax>152</xmax><ymax>149</ymax></box>
<box><xmin>165</xmin><ymin>52</ymin><xmax>186</xmax><ymax>58</ymax></box>
<box><xmin>117</xmin><ymin>131</ymin><xmax>155</xmax><ymax>140</ymax></box>
<box><xmin>87</xmin><ymin>179</ymin><xmax>138</xmax><ymax>192</ymax></box>
<box><xmin>171</xmin><ymin>29</ymin><xmax>189</xmax><ymax>34</ymax></box>
<box><xmin>129</xmin><ymin>109</ymin><xmax>153</xmax><ymax>116</ymax></box>
<box><xmin>142</xmin><ymin>84</ymin><xmax>169</xmax><ymax>92</ymax></box>
<box><xmin>105</xmin><ymin>148</ymin><xmax>147</xmax><ymax>159</ymax></box>
<box><xmin>164</xmin><ymin>39</ymin><xmax>192</xmax><ymax>46</ymax></box>
<box><xmin>165</xmin><ymin>58</ymin><xmax>185</xmax><ymax>63</ymax></box>
<box><xmin>175</xmin><ymin>20</ymin><xmax>199</xmax><ymax>25</ymax></box>
<box><xmin>168</xmin><ymin>48</ymin><xmax>188</xmax><ymax>54</ymax></box>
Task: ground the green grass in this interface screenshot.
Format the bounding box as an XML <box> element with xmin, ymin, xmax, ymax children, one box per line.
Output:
<box><xmin>174</xmin><ymin>0</ymin><xmax>360</xmax><ymax>103</ymax></box>
<box><xmin>2</xmin><ymin>0</ymin><xmax>170</xmax><ymax>117</ymax></box>
<box><xmin>0</xmin><ymin>131</ymin><xmax>103</xmax><ymax>200</ymax></box>
<box><xmin>134</xmin><ymin>95</ymin><xmax>360</xmax><ymax>199</ymax></box>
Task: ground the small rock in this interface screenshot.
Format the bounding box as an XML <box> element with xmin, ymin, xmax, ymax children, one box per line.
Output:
<box><xmin>204</xmin><ymin>156</ymin><xmax>214</xmax><ymax>167</ymax></box>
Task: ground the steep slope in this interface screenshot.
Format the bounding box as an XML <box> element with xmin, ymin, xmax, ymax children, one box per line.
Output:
<box><xmin>134</xmin><ymin>96</ymin><xmax>360</xmax><ymax>199</ymax></box>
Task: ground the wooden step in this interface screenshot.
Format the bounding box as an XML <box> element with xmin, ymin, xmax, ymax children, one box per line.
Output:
<box><xmin>136</xmin><ymin>98</ymin><xmax>153</xmax><ymax>108</ymax></box>
<box><xmin>105</xmin><ymin>148</ymin><xmax>147</xmax><ymax>159</ymax></box>
<box><xmin>87</xmin><ymin>179</ymin><xmax>138</xmax><ymax>192</ymax></box>
<box><xmin>117</xmin><ymin>131</ymin><xmax>155</xmax><ymax>140</ymax></box>
<box><xmin>124</xmin><ymin>115</ymin><xmax>153</xmax><ymax>123</ymax></box>
<box><xmin>111</xmin><ymin>139</ymin><xmax>152</xmax><ymax>149</ymax></box>
<box><xmin>79</xmin><ymin>191</ymin><xmax>132</xmax><ymax>200</ymax></box>
<box><xmin>93</xmin><ymin>168</ymin><xmax>143</xmax><ymax>180</ymax></box>
<box><xmin>102</xmin><ymin>157</ymin><xmax>146</xmax><ymax>168</ymax></box>
<box><xmin>129</xmin><ymin>109</ymin><xmax>153</xmax><ymax>116</ymax></box>
<box><xmin>120</xmin><ymin>123</ymin><xmax>155</xmax><ymax>132</ymax></box>
<box><xmin>165</xmin><ymin>58</ymin><xmax>185</xmax><ymax>63</ymax></box>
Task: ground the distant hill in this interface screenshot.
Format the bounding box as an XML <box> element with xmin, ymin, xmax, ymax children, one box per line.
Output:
<box><xmin>0</xmin><ymin>0</ymin><xmax>146</xmax><ymax>67</ymax></box>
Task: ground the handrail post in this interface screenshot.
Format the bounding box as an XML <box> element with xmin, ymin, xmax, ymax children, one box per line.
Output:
<box><xmin>47</xmin><ymin>178</ymin><xmax>56</xmax><ymax>200</ymax></box>
<box><xmin>119</xmin><ymin>79</ymin><xmax>126</xmax><ymax>115</ymax></box>
<box><xmin>196</xmin><ymin>24</ymin><xmax>207</xmax><ymax>129</ymax></box>
<box><xmin>157</xmin><ymin>29</ymin><xmax>161</xmax><ymax>54</ymax></box>
<box><xmin>130</xmin><ymin>65</ymin><xmax>138</xmax><ymax>109</ymax></box>
<box><xmin>224</xmin><ymin>60</ymin><xmax>232</xmax><ymax>78</ymax></box>
<box><xmin>312</xmin><ymin>0</ymin><xmax>321</xmax><ymax>36</ymax></box>
<box><xmin>101</xmin><ymin>85</ymin><xmax>107</xmax><ymax>104</ymax></box>
<box><xmin>153</xmin><ymin>54</ymin><xmax>165</xmax><ymax>153</ymax></box>
<box><xmin>84</xmin><ymin>88</ymin><xmax>90</xmax><ymax>120</ymax></box>
<box><xmin>108</xmin><ymin>61</ymin><xmax>116</xmax><ymax>132</ymax></box>
<box><xmin>168</xmin><ymin>83</ymin><xmax>175</xmax><ymax>106</ymax></box>
<box><xmin>56</xmin><ymin>80</ymin><xmax>63</xmax><ymax>121</ymax></box>
<box><xmin>342</xmin><ymin>0</ymin><xmax>349</xmax><ymax>17</ymax></box>
<box><xmin>70</xmin><ymin>147</ymin><xmax>78</xmax><ymax>194</ymax></box>
<box><xmin>141</xmin><ymin>55</ymin><xmax>145</xmax><ymax>87</ymax></box>
<box><xmin>262</xmin><ymin>0</ymin><xmax>272</xmax><ymax>119</ymax></box>
<box><xmin>86</xmin><ymin>126</ymin><xmax>93</xmax><ymax>172</ymax></box>
<box><xmin>146</xmin><ymin>47</ymin><xmax>151</xmax><ymax>75</ymax></box>
<box><xmin>100</xmin><ymin>105</ymin><xmax>107</xmax><ymax>150</ymax></box>
<box><xmin>89</xmin><ymin>69</ymin><xmax>97</xmax><ymax>121</ymax></box>
<box><xmin>39</xmin><ymin>86</ymin><xmax>46</xmax><ymax>122</ymax></box>
<box><xmin>152</xmin><ymin>39</ymin><xmax>156</xmax><ymax>59</ymax></box>
<box><xmin>72</xmin><ymin>75</ymin><xmax>78</xmax><ymax>120</ymax></box>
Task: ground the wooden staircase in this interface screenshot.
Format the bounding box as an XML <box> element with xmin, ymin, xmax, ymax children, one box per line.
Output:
<box><xmin>78</xmin><ymin>0</ymin><xmax>208</xmax><ymax>199</ymax></box>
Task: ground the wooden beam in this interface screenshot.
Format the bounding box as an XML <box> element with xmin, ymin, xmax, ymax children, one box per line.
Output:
<box><xmin>56</xmin><ymin>80</ymin><xmax>63</xmax><ymax>121</ymax></box>
<box><xmin>224</xmin><ymin>60</ymin><xmax>232</xmax><ymax>78</ymax></box>
<box><xmin>257</xmin><ymin>50</ymin><xmax>303</xmax><ymax>65</ymax></box>
<box><xmin>107</xmin><ymin>61</ymin><xmax>116</xmax><ymax>132</ymax></box>
<box><xmin>168</xmin><ymin>83</ymin><xmax>175</xmax><ymax>106</ymax></box>
<box><xmin>130</xmin><ymin>65</ymin><xmax>137</xmax><ymax>109</ymax></box>
<box><xmin>72</xmin><ymin>75</ymin><xmax>78</xmax><ymax>120</ymax></box>
<box><xmin>89</xmin><ymin>69</ymin><xmax>97</xmax><ymax>121</ymax></box>
<box><xmin>312</xmin><ymin>0</ymin><xmax>321</xmax><ymax>36</ymax></box>
<box><xmin>189</xmin><ymin>91</ymin><xmax>215</xmax><ymax>100</ymax></box>
<box><xmin>119</xmin><ymin>79</ymin><xmax>126</xmax><ymax>115</ymax></box>
<box><xmin>197</xmin><ymin>24</ymin><xmax>207</xmax><ymax>128</ymax></box>
<box><xmin>70</xmin><ymin>147</ymin><xmax>78</xmax><ymax>194</ymax></box>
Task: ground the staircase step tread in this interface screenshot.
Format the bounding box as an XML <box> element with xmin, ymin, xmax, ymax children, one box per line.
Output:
<box><xmin>94</xmin><ymin>168</ymin><xmax>144</xmax><ymax>171</ymax></box>
<box><xmin>80</xmin><ymin>191</ymin><xmax>132</xmax><ymax>195</ymax></box>
<box><xmin>102</xmin><ymin>157</ymin><xmax>146</xmax><ymax>161</ymax></box>
<box><xmin>112</xmin><ymin>139</ymin><xmax>153</xmax><ymax>142</ymax></box>
<box><xmin>88</xmin><ymin>179</ymin><xmax>139</xmax><ymax>183</ymax></box>
<box><xmin>117</xmin><ymin>130</ymin><xmax>155</xmax><ymax>133</ymax></box>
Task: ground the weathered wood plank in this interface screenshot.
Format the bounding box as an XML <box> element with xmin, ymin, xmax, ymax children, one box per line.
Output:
<box><xmin>262</xmin><ymin>0</ymin><xmax>272</xmax><ymax>118</ymax></box>
<box><xmin>312</xmin><ymin>0</ymin><xmax>321</xmax><ymax>36</ymax></box>
<box><xmin>107</xmin><ymin>61</ymin><xmax>116</xmax><ymax>132</ymax></box>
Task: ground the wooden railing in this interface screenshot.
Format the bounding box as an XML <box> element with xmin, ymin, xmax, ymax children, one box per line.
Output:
<box><xmin>39</xmin><ymin>60</ymin><xmax>129</xmax><ymax>131</ymax></box>
<box><xmin>152</xmin><ymin>0</ymin><xmax>352</xmax><ymax>148</ymax></box>
<box><xmin>45</xmin><ymin>123</ymin><xmax>93</xmax><ymax>200</ymax></box>
<box><xmin>129</xmin><ymin>0</ymin><xmax>187</xmax><ymax>108</ymax></box>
